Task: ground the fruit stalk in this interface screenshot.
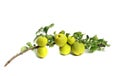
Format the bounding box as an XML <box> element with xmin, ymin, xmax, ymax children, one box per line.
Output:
<box><xmin>4</xmin><ymin>46</ymin><xmax>39</xmax><ymax>67</ymax></box>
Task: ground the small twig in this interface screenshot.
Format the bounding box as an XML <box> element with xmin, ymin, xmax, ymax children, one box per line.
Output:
<box><xmin>4</xmin><ymin>46</ymin><xmax>39</xmax><ymax>67</ymax></box>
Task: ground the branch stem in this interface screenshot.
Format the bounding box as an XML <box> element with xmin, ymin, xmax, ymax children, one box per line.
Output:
<box><xmin>4</xmin><ymin>46</ymin><xmax>39</xmax><ymax>67</ymax></box>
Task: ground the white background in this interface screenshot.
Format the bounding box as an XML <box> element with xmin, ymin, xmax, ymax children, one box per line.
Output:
<box><xmin>0</xmin><ymin>0</ymin><xmax>120</xmax><ymax>76</ymax></box>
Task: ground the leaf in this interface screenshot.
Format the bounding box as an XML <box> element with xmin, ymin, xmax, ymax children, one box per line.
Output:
<box><xmin>43</xmin><ymin>26</ymin><xmax>49</xmax><ymax>34</ymax></box>
<box><xmin>49</xmin><ymin>23</ymin><xmax>54</xmax><ymax>28</ymax></box>
<box><xmin>89</xmin><ymin>46</ymin><xmax>98</xmax><ymax>53</ymax></box>
<box><xmin>20</xmin><ymin>46</ymin><xmax>28</xmax><ymax>52</ymax></box>
<box><xmin>59</xmin><ymin>30</ymin><xmax>65</xmax><ymax>34</ymax></box>
<box><xmin>93</xmin><ymin>35</ymin><xmax>98</xmax><ymax>40</ymax></box>
<box><xmin>73</xmin><ymin>32</ymin><xmax>84</xmax><ymax>40</ymax></box>
<box><xmin>46</xmin><ymin>35</ymin><xmax>55</xmax><ymax>47</ymax></box>
<box><xmin>43</xmin><ymin>23</ymin><xmax>54</xmax><ymax>34</ymax></box>
<box><xmin>66</xmin><ymin>33</ymin><xmax>70</xmax><ymax>37</ymax></box>
<box><xmin>36</xmin><ymin>27</ymin><xmax>43</xmax><ymax>35</ymax></box>
<box><xmin>26</xmin><ymin>42</ymin><xmax>33</xmax><ymax>48</ymax></box>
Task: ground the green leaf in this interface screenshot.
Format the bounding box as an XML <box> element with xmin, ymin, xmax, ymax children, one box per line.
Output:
<box><xmin>59</xmin><ymin>30</ymin><xmax>65</xmax><ymax>34</ymax></box>
<box><xmin>43</xmin><ymin>23</ymin><xmax>54</xmax><ymax>34</ymax></box>
<box><xmin>20</xmin><ymin>46</ymin><xmax>28</xmax><ymax>52</ymax></box>
<box><xmin>73</xmin><ymin>32</ymin><xmax>84</xmax><ymax>40</ymax></box>
<box><xmin>53</xmin><ymin>31</ymin><xmax>56</xmax><ymax>35</ymax></box>
<box><xmin>36</xmin><ymin>27</ymin><xmax>43</xmax><ymax>35</ymax></box>
<box><xmin>46</xmin><ymin>35</ymin><xmax>55</xmax><ymax>47</ymax></box>
<box><xmin>49</xmin><ymin>23</ymin><xmax>54</xmax><ymax>28</ymax></box>
<box><xmin>26</xmin><ymin>42</ymin><xmax>33</xmax><ymax>48</ymax></box>
<box><xmin>43</xmin><ymin>26</ymin><xmax>49</xmax><ymax>34</ymax></box>
<box><xmin>89</xmin><ymin>46</ymin><xmax>98</xmax><ymax>53</ymax></box>
<box><xmin>107</xmin><ymin>44</ymin><xmax>110</xmax><ymax>47</ymax></box>
<box><xmin>66</xmin><ymin>33</ymin><xmax>70</xmax><ymax>37</ymax></box>
<box><xmin>93</xmin><ymin>35</ymin><xmax>98</xmax><ymax>40</ymax></box>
